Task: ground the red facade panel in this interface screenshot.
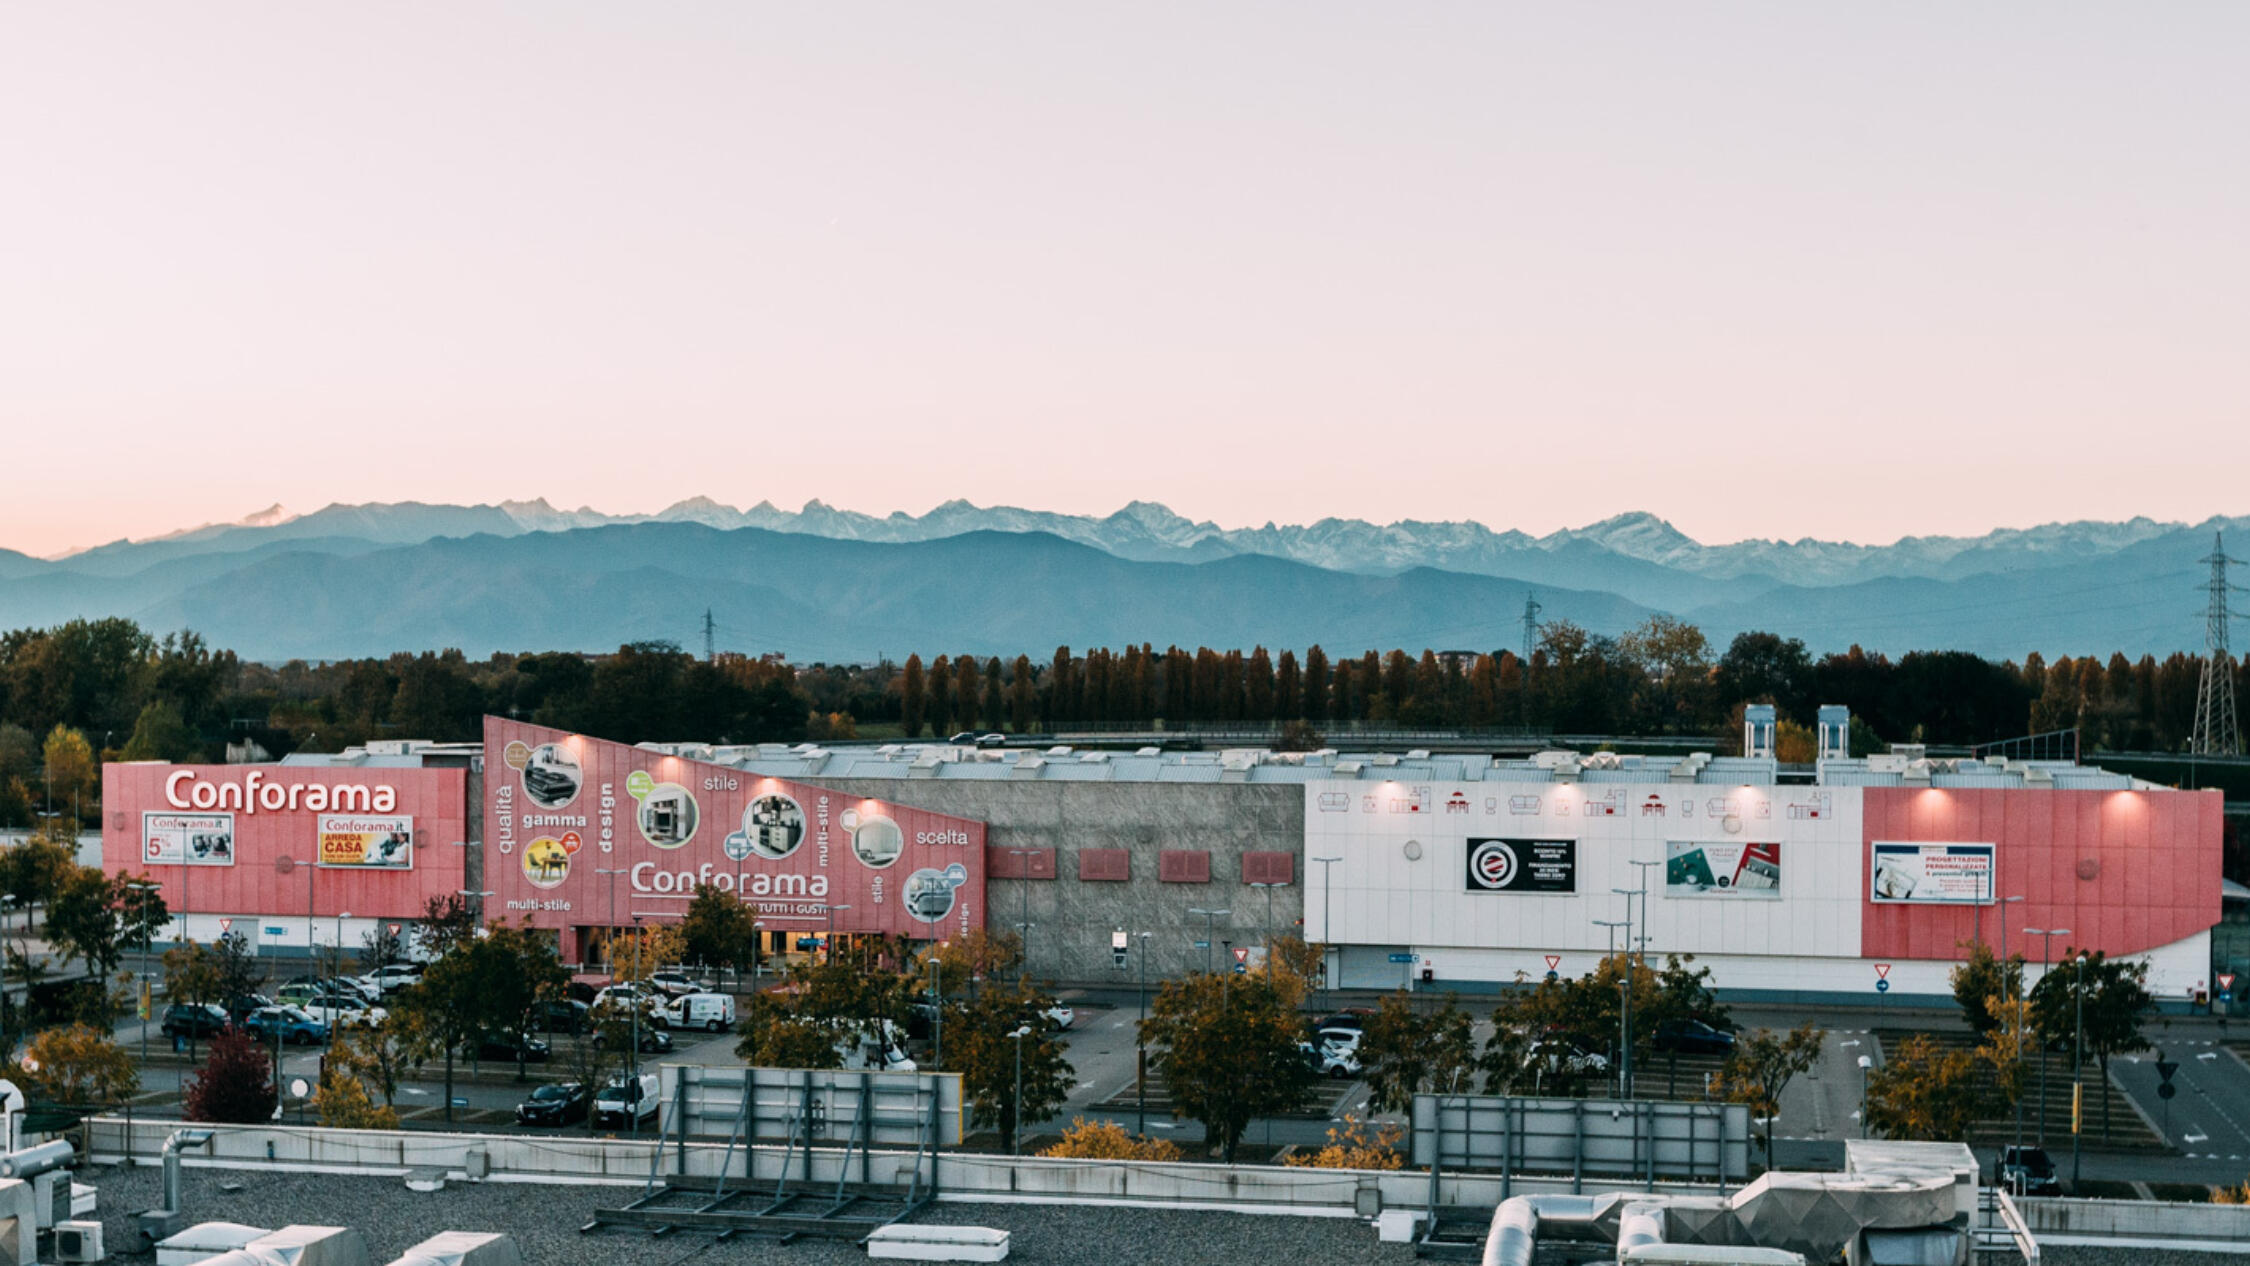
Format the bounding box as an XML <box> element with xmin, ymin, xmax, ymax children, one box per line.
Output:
<box><xmin>100</xmin><ymin>762</ymin><xmax>467</xmax><ymax>921</ymax></box>
<box><xmin>1078</xmin><ymin>848</ymin><xmax>1131</xmax><ymax>882</ymax></box>
<box><xmin>1241</xmin><ymin>851</ymin><xmax>1295</xmax><ymax>885</ymax></box>
<box><xmin>1861</xmin><ymin>786</ymin><xmax>2221</xmax><ymax>963</ymax></box>
<box><xmin>1158</xmin><ymin>850</ymin><xmax>1211</xmax><ymax>884</ymax></box>
<box><xmin>988</xmin><ymin>846</ymin><xmax>1057</xmax><ymax>879</ymax></box>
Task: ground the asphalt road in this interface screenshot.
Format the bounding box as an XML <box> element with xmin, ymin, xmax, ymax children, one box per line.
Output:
<box><xmin>2111</xmin><ymin>1034</ymin><xmax>2250</xmax><ymax>1165</ymax></box>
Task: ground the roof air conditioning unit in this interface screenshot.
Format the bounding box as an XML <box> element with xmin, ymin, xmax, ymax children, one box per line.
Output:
<box><xmin>55</xmin><ymin>1220</ymin><xmax>104</xmax><ymax>1262</ymax></box>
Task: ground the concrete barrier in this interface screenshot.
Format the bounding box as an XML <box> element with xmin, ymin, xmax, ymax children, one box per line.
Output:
<box><xmin>2017</xmin><ymin>1195</ymin><xmax>2250</xmax><ymax>1242</ymax></box>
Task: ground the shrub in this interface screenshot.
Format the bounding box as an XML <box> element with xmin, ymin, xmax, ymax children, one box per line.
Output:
<box><xmin>183</xmin><ymin>1027</ymin><xmax>276</xmax><ymax>1123</ymax></box>
<box><xmin>1283</xmin><ymin>1115</ymin><xmax>1404</xmax><ymax>1170</ymax></box>
<box><xmin>1038</xmin><ymin>1116</ymin><xmax>1183</xmax><ymax>1161</ymax></box>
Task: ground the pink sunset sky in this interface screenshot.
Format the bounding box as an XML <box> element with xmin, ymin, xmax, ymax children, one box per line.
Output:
<box><xmin>5</xmin><ymin>5</ymin><xmax>2248</xmax><ymax>558</ymax></box>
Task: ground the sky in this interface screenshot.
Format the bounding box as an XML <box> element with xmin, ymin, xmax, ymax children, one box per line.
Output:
<box><xmin>5</xmin><ymin>4</ymin><xmax>2249</xmax><ymax>558</ymax></box>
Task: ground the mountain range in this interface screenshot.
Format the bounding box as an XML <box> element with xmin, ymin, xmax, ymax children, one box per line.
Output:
<box><xmin>0</xmin><ymin>499</ymin><xmax>2231</xmax><ymax>662</ymax></box>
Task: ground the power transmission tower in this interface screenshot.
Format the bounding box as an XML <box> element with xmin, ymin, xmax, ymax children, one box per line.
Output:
<box><xmin>2192</xmin><ymin>531</ymin><xmax>2243</xmax><ymax>756</ymax></box>
<box><xmin>1520</xmin><ymin>591</ymin><xmax>1543</xmax><ymax>667</ymax></box>
<box><xmin>703</xmin><ymin>608</ymin><xmax>716</xmax><ymax>664</ymax></box>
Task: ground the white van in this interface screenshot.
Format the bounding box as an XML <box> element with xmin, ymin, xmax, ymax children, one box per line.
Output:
<box><xmin>664</xmin><ymin>992</ymin><xmax>736</xmax><ymax>1033</ymax></box>
<box><xmin>593</xmin><ymin>1072</ymin><xmax>661</xmax><ymax>1129</ymax></box>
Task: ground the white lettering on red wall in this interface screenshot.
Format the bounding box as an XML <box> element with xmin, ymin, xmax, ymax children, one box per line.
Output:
<box><xmin>165</xmin><ymin>769</ymin><xmax>396</xmax><ymax>815</ymax></box>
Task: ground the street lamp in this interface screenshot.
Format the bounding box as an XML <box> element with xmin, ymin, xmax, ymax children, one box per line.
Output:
<box><xmin>2025</xmin><ymin>927</ymin><xmax>2071</xmax><ymax>1145</ymax></box>
<box><xmin>1310</xmin><ymin>856</ymin><xmax>1341</xmax><ymax>1006</ymax></box>
<box><xmin>457</xmin><ymin>889</ymin><xmax>494</xmax><ymax>921</ymax></box>
<box><xmin>1188</xmin><ymin>909</ymin><xmax>1230</xmax><ymax>974</ymax></box>
<box><xmin>125</xmin><ymin>880</ymin><xmax>162</xmax><ymax>1066</ymax></box>
<box><xmin>1247</xmin><ymin>882</ymin><xmax>1281</xmax><ymax>960</ymax></box>
<box><xmin>2072</xmin><ymin>950</ymin><xmax>2088</xmax><ymax>1190</ymax></box>
<box><xmin>1857</xmin><ymin>1054</ymin><xmax>1873</xmax><ymax>1138</ymax></box>
<box><xmin>1134</xmin><ymin>930</ymin><xmax>1153</xmax><ymax>1136</ymax></box>
<box><xmin>595</xmin><ymin>868</ymin><xmax>629</xmax><ymax>972</ymax></box>
<box><xmin>824</xmin><ymin>904</ymin><xmax>853</xmax><ymax>963</ymax></box>
<box><xmin>1593</xmin><ymin>919</ymin><xmax>1628</xmax><ymax>1097</ymax></box>
<box><xmin>1008</xmin><ymin>1024</ymin><xmax>1033</xmax><ymax>1155</ymax></box>
<box><xmin>1997</xmin><ymin>894</ymin><xmax>2025</xmax><ymax>1148</ymax></box>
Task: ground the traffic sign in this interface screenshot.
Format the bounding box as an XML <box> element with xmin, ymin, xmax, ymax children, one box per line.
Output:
<box><xmin>1544</xmin><ymin>971</ymin><xmax>1559</xmax><ymax>984</ymax></box>
<box><xmin>2158</xmin><ymin>1082</ymin><xmax>2177</xmax><ymax>1100</ymax></box>
<box><xmin>2157</xmin><ymin>1058</ymin><xmax>2180</xmax><ymax>1084</ymax></box>
<box><xmin>2221</xmin><ymin>973</ymin><xmax>2238</xmax><ymax>993</ymax></box>
<box><xmin>1388</xmin><ymin>952</ymin><xmax>1417</xmax><ymax>964</ymax></box>
<box><xmin>1233</xmin><ymin>963</ymin><xmax>1247</xmax><ymax>975</ymax></box>
<box><xmin>1234</xmin><ymin>947</ymin><xmax>1249</xmax><ymax>964</ymax></box>
<box><xmin>264</xmin><ymin>925</ymin><xmax>286</xmax><ymax>936</ymax></box>
<box><xmin>1544</xmin><ymin>955</ymin><xmax>1561</xmax><ymax>971</ymax></box>
<box><xmin>388</xmin><ymin>923</ymin><xmax>402</xmax><ymax>937</ymax></box>
<box><xmin>1875</xmin><ymin>979</ymin><xmax>1891</xmax><ymax>994</ymax></box>
<box><xmin>451</xmin><ymin>1097</ymin><xmax>469</xmax><ymax>1109</ymax></box>
<box><xmin>219</xmin><ymin>917</ymin><xmax>233</xmax><ymax>933</ymax></box>
<box><xmin>1874</xmin><ymin>963</ymin><xmax>1892</xmax><ymax>979</ymax></box>
<box><xmin>1193</xmin><ymin>940</ymin><xmax>1211</xmax><ymax>949</ymax></box>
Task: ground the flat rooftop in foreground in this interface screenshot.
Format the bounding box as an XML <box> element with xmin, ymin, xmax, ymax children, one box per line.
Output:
<box><xmin>77</xmin><ymin>1163</ymin><xmax>2204</xmax><ymax>1266</ymax></box>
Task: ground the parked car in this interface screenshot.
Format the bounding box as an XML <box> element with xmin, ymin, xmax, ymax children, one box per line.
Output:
<box><xmin>592</xmin><ymin>1025</ymin><xmax>674</xmax><ymax>1055</ymax></box>
<box><xmin>531</xmin><ymin>999</ymin><xmax>592</xmax><ymax>1035</ymax></box>
<box><xmin>647</xmin><ymin>970</ymin><xmax>700</xmax><ymax>998</ymax></box>
<box><xmin>1652</xmin><ymin>1019</ymin><xmax>1736</xmax><ymax>1056</ymax></box>
<box><xmin>976</xmin><ymin>733</ymin><xmax>1006</xmax><ymax>747</ymax></box>
<box><xmin>1527</xmin><ymin>1041</ymin><xmax>1609</xmax><ymax>1075</ymax></box>
<box><xmin>244</xmin><ymin>1005</ymin><xmax>328</xmax><ymax>1046</ymax></box>
<box><xmin>1314</xmin><ymin>1009</ymin><xmax>1375</xmax><ymax>1033</ymax></box>
<box><xmin>223</xmin><ymin>993</ymin><xmax>276</xmax><ymax>1024</ymax></box>
<box><xmin>593</xmin><ymin>985</ymin><xmax>670</xmax><ymax>1028</ymax></box>
<box><xmin>276</xmin><ymin>982</ymin><xmax>388</xmax><ymax>1030</ymax></box>
<box><xmin>160</xmin><ymin>1002</ymin><xmax>230</xmax><ymax>1041</ymax></box>
<box><xmin>1997</xmin><ymin>1145</ymin><xmax>2060</xmax><ymax>1196</ymax></box>
<box><xmin>475</xmin><ymin>1031</ymin><xmax>551</xmax><ymax>1064</ymax></box>
<box><xmin>325</xmin><ymin>975</ymin><xmax>382</xmax><ymax>1005</ymax></box>
<box><xmin>1042</xmin><ymin>1003</ymin><xmax>1075</xmax><ymax>1031</ymax></box>
<box><xmin>516</xmin><ymin>1082</ymin><xmax>592</xmax><ymax>1127</ymax></box>
<box><xmin>663</xmin><ymin>992</ymin><xmax>736</xmax><ymax>1033</ymax></box>
<box><xmin>1305</xmin><ymin>1027</ymin><xmax>1363</xmax><ymax>1079</ymax></box>
<box><xmin>593</xmin><ymin>1072</ymin><xmax>661</xmax><ymax>1129</ymax></box>
<box><xmin>359</xmin><ymin>963</ymin><xmax>426</xmax><ymax>997</ymax></box>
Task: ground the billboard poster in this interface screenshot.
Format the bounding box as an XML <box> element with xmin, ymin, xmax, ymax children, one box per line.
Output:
<box><xmin>1666</xmin><ymin>840</ymin><xmax>1781</xmax><ymax>898</ymax></box>
<box><xmin>142</xmin><ymin>812</ymin><xmax>236</xmax><ymax>866</ymax></box>
<box><xmin>484</xmin><ymin>717</ymin><xmax>987</xmax><ymax>938</ymax></box>
<box><xmin>317</xmin><ymin>814</ymin><xmax>415</xmax><ymax>869</ymax></box>
<box><xmin>1870</xmin><ymin>842</ymin><xmax>1994</xmax><ymax>904</ymax></box>
<box><xmin>1464</xmin><ymin>838</ymin><xmax>1575</xmax><ymax>893</ymax></box>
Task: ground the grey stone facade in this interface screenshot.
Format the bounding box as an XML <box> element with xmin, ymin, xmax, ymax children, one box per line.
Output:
<box><xmin>805</xmin><ymin>777</ymin><xmax>1306</xmax><ymax>985</ymax></box>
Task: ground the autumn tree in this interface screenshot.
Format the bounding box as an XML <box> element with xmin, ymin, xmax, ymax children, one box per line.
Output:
<box><xmin>1356</xmin><ymin>995</ymin><xmax>1481</xmax><ymax>1115</ymax></box>
<box><xmin>735</xmin><ymin>949</ymin><xmax>916</xmax><ymax>1068</ymax></box>
<box><xmin>313</xmin><ymin>1051</ymin><xmax>400</xmax><ymax>1129</ymax></box>
<box><xmin>1283</xmin><ymin>1116</ymin><xmax>1404</xmax><ymax>1170</ymax></box>
<box><xmin>46</xmin><ymin>865</ymin><xmax>168</xmax><ymax>978</ymax></box>
<box><xmin>1950</xmin><ymin>942</ymin><xmax>2025</xmax><ymax>1037</ymax></box>
<box><xmin>1864</xmin><ymin>1033</ymin><xmax>1984</xmax><ymax>1142</ymax></box>
<box><xmin>183</xmin><ymin>1027</ymin><xmax>277</xmax><ymax>1123</ymax></box>
<box><xmin>1140</xmin><ymin>971</ymin><xmax>1315</xmax><ymax>1162</ymax></box>
<box><xmin>40</xmin><ymin>725</ymin><xmax>96</xmax><ymax>819</ymax></box>
<box><xmin>925</xmin><ymin>928</ymin><xmax>1024</xmax><ymax>998</ymax></box>
<box><xmin>1713</xmin><ymin>1023</ymin><xmax>1825</xmax><ymax>1169</ymax></box>
<box><xmin>21</xmin><ymin>1023</ymin><xmax>136</xmax><ymax>1106</ymax></box>
<box><xmin>943</xmin><ymin>980</ymin><xmax>1073</xmax><ymax>1151</ymax></box>
<box><xmin>680</xmin><ymin>882</ymin><xmax>754</xmax><ymax>975</ymax></box>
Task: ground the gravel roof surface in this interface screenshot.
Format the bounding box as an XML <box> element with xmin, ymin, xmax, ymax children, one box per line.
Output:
<box><xmin>84</xmin><ymin>1164</ymin><xmax>1417</xmax><ymax>1265</ymax></box>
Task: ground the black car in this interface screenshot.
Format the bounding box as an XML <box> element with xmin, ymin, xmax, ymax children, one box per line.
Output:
<box><xmin>530</xmin><ymin>1000</ymin><xmax>591</xmax><ymax>1035</ymax></box>
<box><xmin>1998</xmin><ymin>1145</ymin><xmax>2060</xmax><ymax>1196</ymax></box>
<box><xmin>223</xmin><ymin>993</ymin><xmax>276</xmax><ymax>1024</ymax></box>
<box><xmin>592</xmin><ymin>1025</ymin><xmax>674</xmax><ymax>1054</ymax></box>
<box><xmin>1652</xmin><ymin>1019</ymin><xmax>1736</xmax><ymax>1056</ymax></box>
<box><xmin>160</xmin><ymin>1002</ymin><xmax>230</xmax><ymax>1040</ymax></box>
<box><xmin>516</xmin><ymin>1081</ymin><xmax>591</xmax><ymax>1127</ymax></box>
<box><xmin>475</xmin><ymin>1031</ymin><xmax>552</xmax><ymax>1063</ymax></box>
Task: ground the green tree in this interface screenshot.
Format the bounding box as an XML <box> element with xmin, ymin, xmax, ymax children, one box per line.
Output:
<box><xmin>119</xmin><ymin>700</ymin><xmax>201</xmax><ymax>762</ymax></box>
<box><xmin>46</xmin><ymin>866</ymin><xmax>168</xmax><ymax>978</ymax></box>
<box><xmin>2028</xmin><ymin>950</ymin><xmax>2153</xmax><ymax>1142</ymax></box>
<box><xmin>680</xmin><ymin>883</ymin><xmax>754</xmax><ymax>975</ymax></box>
<box><xmin>40</xmin><ymin>725</ymin><xmax>97</xmax><ymax>820</ymax></box>
<box><xmin>464</xmin><ymin>921</ymin><xmax>568</xmax><ymax>1079</ymax></box>
<box><xmin>0</xmin><ymin>835</ymin><xmax>74</xmax><ymax>912</ymax></box>
<box><xmin>1949</xmin><ymin>941</ymin><xmax>2025</xmax><ymax>1037</ymax></box>
<box><xmin>1356</xmin><ymin>994</ymin><xmax>1481</xmax><ymax>1115</ymax></box>
<box><xmin>1640</xmin><ymin>954</ymin><xmax>1732</xmax><ymax>1097</ymax></box>
<box><xmin>735</xmin><ymin>947</ymin><xmax>916</xmax><ymax>1068</ymax></box>
<box><xmin>417</xmin><ymin>893</ymin><xmax>478</xmax><ymax>959</ymax></box>
<box><xmin>183</xmin><ymin>1027</ymin><xmax>277</xmax><ymax>1123</ymax></box>
<box><xmin>212</xmin><ymin>928</ymin><xmax>264</xmax><ymax>1002</ymax></box>
<box><xmin>161</xmin><ymin>939</ymin><xmax>225</xmax><ymax>1055</ymax></box>
<box><xmin>942</xmin><ymin>981</ymin><xmax>1073</xmax><ymax>1151</ymax></box>
<box><xmin>1713</xmin><ymin>1022</ymin><xmax>1825</xmax><ymax>1169</ymax></box>
<box><xmin>1139</xmin><ymin>971</ymin><xmax>1316</xmax><ymax>1162</ymax></box>
<box><xmin>1864</xmin><ymin>1033</ymin><xmax>1984</xmax><ymax>1142</ymax></box>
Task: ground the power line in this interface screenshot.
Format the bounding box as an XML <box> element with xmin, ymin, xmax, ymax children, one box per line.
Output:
<box><xmin>2192</xmin><ymin>531</ymin><xmax>2242</xmax><ymax>756</ymax></box>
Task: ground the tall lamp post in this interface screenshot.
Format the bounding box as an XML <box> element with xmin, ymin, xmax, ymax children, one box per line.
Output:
<box><xmin>1</xmin><ymin>894</ymin><xmax>16</xmax><ymax>1058</ymax></box>
<box><xmin>1188</xmin><ymin>908</ymin><xmax>1229</xmax><ymax>975</ymax></box>
<box><xmin>1310</xmin><ymin>856</ymin><xmax>1340</xmax><ymax>1007</ymax></box>
<box><xmin>1135</xmin><ymin>930</ymin><xmax>1152</xmax><ymax>1136</ymax></box>
<box><xmin>125</xmin><ymin>880</ymin><xmax>163</xmax><ymax>1066</ymax></box>
<box><xmin>1857</xmin><ymin>1054</ymin><xmax>1873</xmax><ymax>1137</ymax></box>
<box><xmin>2025</xmin><ymin>927</ymin><xmax>2071</xmax><ymax>1145</ymax></box>
<box><xmin>2072</xmin><ymin>951</ymin><xmax>2088</xmax><ymax>1190</ymax></box>
<box><xmin>1593</xmin><ymin>918</ymin><xmax>1628</xmax><ymax>1097</ymax></box>
<box><xmin>595</xmin><ymin>868</ymin><xmax>628</xmax><ymax>972</ymax></box>
<box><xmin>1008</xmin><ymin>1025</ymin><xmax>1033</xmax><ymax>1155</ymax></box>
<box><xmin>824</xmin><ymin>904</ymin><xmax>853</xmax><ymax>963</ymax></box>
<box><xmin>1997</xmin><ymin>894</ymin><xmax>2025</xmax><ymax>1147</ymax></box>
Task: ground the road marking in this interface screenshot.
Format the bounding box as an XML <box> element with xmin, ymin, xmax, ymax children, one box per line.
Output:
<box><xmin>2185</xmin><ymin>1128</ymin><xmax>2210</xmax><ymax>1144</ymax></box>
<box><xmin>1840</xmin><ymin>1040</ymin><xmax>1860</xmax><ymax>1048</ymax></box>
<box><xmin>2198</xmin><ymin>1051</ymin><xmax>2220</xmax><ymax>1062</ymax></box>
<box><xmin>402</xmin><ymin>1088</ymin><xmax>429</xmax><ymax>1096</ymax></box>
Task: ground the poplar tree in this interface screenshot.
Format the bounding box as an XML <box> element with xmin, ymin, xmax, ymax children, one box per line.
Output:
<box><xmin>1301</xmin><ymin>646</ymin><xmax>1330</xmax><ymax>722</ymax></box>
<box><xmin>900</xmin><ymin>655</ymin><xmax>926</xmax><ymax>738</ymax></box>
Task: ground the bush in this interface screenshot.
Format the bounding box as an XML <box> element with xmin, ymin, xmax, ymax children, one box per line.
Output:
<box><xmin>183</xmin><ymin>1027</ymin><xmax>276</xmax><ymax>1123</ymax></box>
<box><xmin>1283</xmin><ymin>1116</ymin><xmax>1404</xmax><ymax>1170</ymax></box>
<box><xmin>1039</xmin><ymin>1116</ymin><xmax>1182</xmax><ymax>1161</ymax></box>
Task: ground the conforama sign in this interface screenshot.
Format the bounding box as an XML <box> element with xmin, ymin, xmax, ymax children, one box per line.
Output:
<box><xmin>483</xmin><ymin>717</ymin><xmax>986</xmax><ymax>939</ymax></box>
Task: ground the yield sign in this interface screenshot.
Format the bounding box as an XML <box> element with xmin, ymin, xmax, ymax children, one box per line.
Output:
<box><xmin>1233</xmin><ymin>946</ymin><xmax>1249</xmax><ymax>964</ymax></box>
<box><xmin>1544</xmin><ymin>955</ymin><xmax>1561</xmax><ymax>970</ymax></box>
<box><xmin>218</xmin><ymin>917</ymin><xmax>233</xmax><ymax>933</ymax></box>
<box><xmin>1874</xmin><ymin>963</ymin><xmax>1892</xmax><ymax>979</ymax></box>
<box><xmin>2221</xmin><ymin>973</ymin><xmax>2238</xmax><ymax>992</ymax></box>
<box><xmin>388</xmin><ymin>923</ymin><xmax>403</xmax><ymax>937</ymax></box>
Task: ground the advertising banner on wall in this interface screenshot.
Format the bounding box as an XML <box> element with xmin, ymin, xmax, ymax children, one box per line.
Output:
<box><xmin>317</xmin><ymin>815</ymin><xmax>415</xmax><ymax>869</ymax></box>
<box><xmin>484</xmin><ymin>717</ymin><xmax>987</xmax><ymax>939</ymax></box>
<box><xmin>142</xmin><ymin>812</ymin><xmax>236</xmax><ymax>866</ymax></box>
<box><xmin>1870</xmin><ymin>842</ymin><xmax>1994</xmax><ymax>904</ymax></box>
<box><xmin>1665</xmin><ymin>840</ymin><xmax>1781</xmax><ymax>898</ymax></box>
<box><xmin>1464</xmin><ymin>838</ymin><xmax>1576</xmax><ymax>893</ymax></box>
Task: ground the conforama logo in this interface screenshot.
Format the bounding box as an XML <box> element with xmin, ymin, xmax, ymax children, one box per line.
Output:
<box><xmin>165</xmin><ymin>770</ymin><xmax>397</xmax><ymax>815</ymax></box>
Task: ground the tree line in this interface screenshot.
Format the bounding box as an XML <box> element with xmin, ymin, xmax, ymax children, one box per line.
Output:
<box><xmin>3</xmin><ymin>613</ymin><xmax>2243</xmax><ymax>826</ymax></box>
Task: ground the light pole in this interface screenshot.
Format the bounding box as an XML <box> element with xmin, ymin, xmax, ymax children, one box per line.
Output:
<box><xmin>629</xmin><ymin>912</ymin><xmax>645</xmax><ymax>1131</ymax></box>
<box><xmin>1008</xmin><ymin>1024</ymin><xmax>1033</xmax><ymax>1155</ymax></box>
<box><xmin>595</xmin><ymin>868</ymin><xmax>628</xmax><ymax>972</ymax></box>
<box><xmin>2026</xmin><ymin>927</ymin><xmax>2071</xmax><ymax>1145</ymax></box>
<box><xmin>1998</xmin><ymin>894</ymin><xmax>2024</xmax><ymax>1147</ymax></box>
<box><xmin>457</xmin><ymin>888</ymin><xmax>494</xmax><ymax>923</ymax></box>
<box><xmin>2072</xmin><ymin>951</ymin><xmax>2088</xmax><ymax>1190</ymax></box>
<box><xmin>1006</xmin><ymin>850</ymin><xmax>1036</xmax><ymax>983</ymax></box>
<box><xmin>825</xmin><ymin>904</ymin><xmax>853</xmax><ymax>963</ymax></box>
<box><xmin>125</xmin><ymin>880</ymin><xmax>162</xmax><ymax>1066</ymax></box>
<box><xmin>1611</xmin><ymin>885</ymin><xmax>1646</xmax><ymax>1099</ymax></box>
<box><xmin>1857</xmin><ymin>1054</ymin><xmax>1873</xmax><ymax>1137</ymax></box>
<box><xmin>1135</xmin><ymin>930</ymin><xmax>1152</xmax><ymax>1136</ymax></box>
<box><xmin>1311</xmin><ymin>856</ymin><xmax>1340</xmax><ymax>1007</ymax></box>
<box><xmin>927</xmin><ymin>956</ymin><xmax>943</xmax><ymax>1071</ymax></box>
<box><xmin>1</xmin><ymin>894</ymin><xmax>16</xmax><ymax>1058</ymax></box>
<box><xmin>1593</xmin><ymin>919</ymin><xmax>1628</xmax><ymax>1097</ymax></box>
<box><xmin>1188</xmin><ymin>909</ymin><xmax>1229</xmax><ymax>975</ymax></box>
<box><xmin>1625</xmin><ymin>859</ymin><xmax>1660</xmax><ymax>953</ymax></box>
<box><xmin>1248</xmin><ymin>882</ymin><xmax>1279</xmax><ymax>960</ymax></box>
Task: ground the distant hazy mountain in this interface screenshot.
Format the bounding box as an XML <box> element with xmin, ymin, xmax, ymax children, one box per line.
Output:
<box><xmin>5</xmin><ymin>498</ymin><xmax>2237</xmax><ymax>660</ymax></box>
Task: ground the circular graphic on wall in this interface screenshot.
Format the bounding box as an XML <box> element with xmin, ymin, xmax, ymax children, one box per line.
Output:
<box><xmin>902</xmin><ymin>864</ymin><xmax>969</xmax><ymax>924</ymax></box>
<box><xmin>852</xmin><ymin>815</ymin><xmax>905</xmax><ymax>869</ymax></box>
<box><xmin>637</xmin><ymin>782</ymin><xmax>700</xmax><ymax>849</ymax></box>
<box><xmin>1467</xmin><ymin>839</ymin><xmax>1519</xmax><ymax>890</ymax></box>
<box><xmin>744</xmin><ymin>794</ymin><xmax>805</xmax><ymax>859</ymax></box>
<box><xmin>521</xmin><ymin>743</ymin><xmax>583</xmax><ymax>809</ymax></box>
<box><xmin>523</xmin><ymin>836</ymin><xmax>573</xmax><ymax>889</ymax></box>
